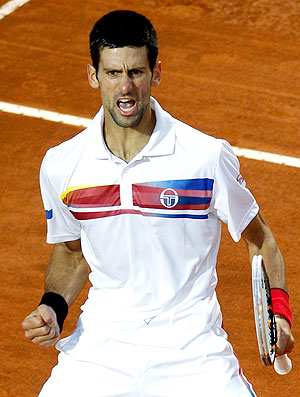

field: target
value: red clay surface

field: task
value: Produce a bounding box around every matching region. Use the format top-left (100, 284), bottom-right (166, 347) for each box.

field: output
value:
top-left (0, 1), bottom-right (299, 396)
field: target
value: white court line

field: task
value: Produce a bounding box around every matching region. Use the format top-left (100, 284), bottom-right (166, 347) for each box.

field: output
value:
top-left (1, 100), bottom-right (300, 168)
top-left (0, 0), bottom-right (31, 20)
top-left (233, 147), bottom-right (300, 169)
top-left (0, 101), bottom-right (91, 127)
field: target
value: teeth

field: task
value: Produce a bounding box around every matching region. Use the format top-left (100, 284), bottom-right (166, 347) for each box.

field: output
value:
top-left (120, 105), bottom-right (134, 112)
top-left (118, 99), bottom-right (135, 112)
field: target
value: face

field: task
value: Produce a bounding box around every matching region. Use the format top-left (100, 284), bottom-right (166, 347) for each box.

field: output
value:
top-left (88, 46), bottom-right (161, 129)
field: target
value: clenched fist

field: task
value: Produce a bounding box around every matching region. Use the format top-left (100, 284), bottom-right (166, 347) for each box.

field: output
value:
top-left (22, 305), bottom-right (60, 347)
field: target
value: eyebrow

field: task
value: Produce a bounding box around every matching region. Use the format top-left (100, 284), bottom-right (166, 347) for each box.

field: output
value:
top-left (103, 66), bottom-right (147, 72)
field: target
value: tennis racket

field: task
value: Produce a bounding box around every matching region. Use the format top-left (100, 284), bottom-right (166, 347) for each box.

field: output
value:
top-left (251, 254), bottom-right (292, 375)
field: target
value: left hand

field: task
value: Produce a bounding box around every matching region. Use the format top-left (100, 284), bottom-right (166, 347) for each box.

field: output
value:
top-left (275, 314), bottom-right (294, 356)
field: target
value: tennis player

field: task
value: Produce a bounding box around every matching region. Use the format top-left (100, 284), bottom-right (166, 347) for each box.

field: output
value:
top-left (22, 10), bottom-right (294, 396)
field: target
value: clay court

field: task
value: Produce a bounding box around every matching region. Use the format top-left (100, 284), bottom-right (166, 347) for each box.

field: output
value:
top-left (0, 0), bottom-right (299, 395)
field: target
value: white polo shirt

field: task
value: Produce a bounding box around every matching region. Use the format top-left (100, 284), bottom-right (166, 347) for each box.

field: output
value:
top-left (40, 97), bottom-right (258, 350)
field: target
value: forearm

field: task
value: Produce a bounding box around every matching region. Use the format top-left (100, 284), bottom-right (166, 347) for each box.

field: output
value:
top-left (249, 234), bottom-right (286, 290)
top-left (44, 240), bottom-right (90, 306)
top-left (22, 240), bottom-right (89, 346)
top-left (242, 212), bottom-right (287, 290)
top-left (242, 212), bottom-right (294, 355)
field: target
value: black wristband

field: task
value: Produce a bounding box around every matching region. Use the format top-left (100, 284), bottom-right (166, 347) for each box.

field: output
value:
top-left (39, 292), bottom-right (68, 333)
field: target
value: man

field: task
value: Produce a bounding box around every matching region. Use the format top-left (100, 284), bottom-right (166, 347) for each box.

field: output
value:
top-left (22, 10), bottom-right (294, 397)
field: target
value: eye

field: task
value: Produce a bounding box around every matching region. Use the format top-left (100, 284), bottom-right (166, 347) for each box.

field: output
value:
top-left (130, 69), bottom-right (143, 77)
top-left (107, 70), bottom-right (120, 77)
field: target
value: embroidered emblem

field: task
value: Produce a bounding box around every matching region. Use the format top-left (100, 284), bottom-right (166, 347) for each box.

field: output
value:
top-left (45, 209), bottom-right (53, 220)
top-left (159, 188), bottom-right (179, 208)
top-left (236, 173), bottom-right (245, 186)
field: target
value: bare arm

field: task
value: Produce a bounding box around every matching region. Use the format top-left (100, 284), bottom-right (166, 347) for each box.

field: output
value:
top-left (242, 212), bottom-right (294, 356)
top-left (22, 239), bottom-right (90, 347)
top-left (44, 239), bottom-right (90, 306)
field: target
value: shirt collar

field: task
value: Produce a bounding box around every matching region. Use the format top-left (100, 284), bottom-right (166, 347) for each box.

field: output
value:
top-left (141, 97), bottom-right (176, 158)
top-left (87, 97), bottom-right (176, 161)
top-left (88, 107), bottom-right (111, 160)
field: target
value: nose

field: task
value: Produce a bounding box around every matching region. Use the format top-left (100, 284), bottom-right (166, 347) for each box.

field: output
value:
top-left (119, 72), bottom-right (132, 94)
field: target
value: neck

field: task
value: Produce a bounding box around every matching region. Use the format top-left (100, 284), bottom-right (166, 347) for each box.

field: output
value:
top-left (103, 107), bottom-right (156, 163)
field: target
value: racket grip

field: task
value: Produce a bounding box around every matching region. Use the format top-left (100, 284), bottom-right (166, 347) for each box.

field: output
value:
top-left (274, 354), bottom-right (292, 375)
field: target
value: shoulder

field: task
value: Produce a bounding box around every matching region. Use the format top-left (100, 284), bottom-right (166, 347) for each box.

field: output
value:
top-left (45, 128), bottom-right (89, 162)
top-left (41, 128), bottom-right (89, 183)
top-left (43, 108), bottom-right (103, 169)
top-left (174, 118), bottom-right (225, 157)
top-left (153, 97), bottom-right (218, 147)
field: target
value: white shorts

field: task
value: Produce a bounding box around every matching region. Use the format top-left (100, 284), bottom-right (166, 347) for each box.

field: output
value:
top-left (38, 327), bottom-right (256, 397)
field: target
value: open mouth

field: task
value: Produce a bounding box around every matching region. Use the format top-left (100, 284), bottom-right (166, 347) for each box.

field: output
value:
top-left (117, 98), bottom-right (137, 115)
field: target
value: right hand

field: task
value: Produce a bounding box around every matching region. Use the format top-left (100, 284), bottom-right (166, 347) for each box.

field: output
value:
top-left (22, 305), bottom-right (60, 347)
top-left (275, 315), bottom-right (294, 356)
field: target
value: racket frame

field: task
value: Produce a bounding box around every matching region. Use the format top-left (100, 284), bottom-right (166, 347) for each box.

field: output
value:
top-left (252, 255), bottom-right (277, 366)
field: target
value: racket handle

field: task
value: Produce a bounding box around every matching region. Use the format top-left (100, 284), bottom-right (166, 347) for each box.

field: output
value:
top-left (274, 354), bottom-right (292, 375)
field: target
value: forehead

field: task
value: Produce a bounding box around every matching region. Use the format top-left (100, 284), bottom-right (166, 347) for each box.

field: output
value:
top-left (99, 46), bottom-right (150, 69)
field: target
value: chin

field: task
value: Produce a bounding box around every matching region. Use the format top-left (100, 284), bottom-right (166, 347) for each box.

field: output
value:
top-left (114, 114), bottom-right (144, 129)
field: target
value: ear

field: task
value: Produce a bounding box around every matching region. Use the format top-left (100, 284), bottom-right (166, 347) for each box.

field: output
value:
top-left (151, 61), bottom-right (162, 87)
top-left (87, 64), bottom-right (100, 89)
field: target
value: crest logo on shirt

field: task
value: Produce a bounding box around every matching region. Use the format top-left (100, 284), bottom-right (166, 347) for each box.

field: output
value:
top-left (159, 188), bottom-right (179, 208)
top-left (236, 173), bottom-right (245, 186)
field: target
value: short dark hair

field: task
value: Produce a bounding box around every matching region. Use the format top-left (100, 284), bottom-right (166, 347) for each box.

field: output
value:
top-left (89, 10), bottom-right (159, 73)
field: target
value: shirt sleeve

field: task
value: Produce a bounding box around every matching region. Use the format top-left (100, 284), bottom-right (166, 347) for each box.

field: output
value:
top-left (40, 152), bottom-right (81, 244)
top-left (210, 140), bottom-right (259, 242)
